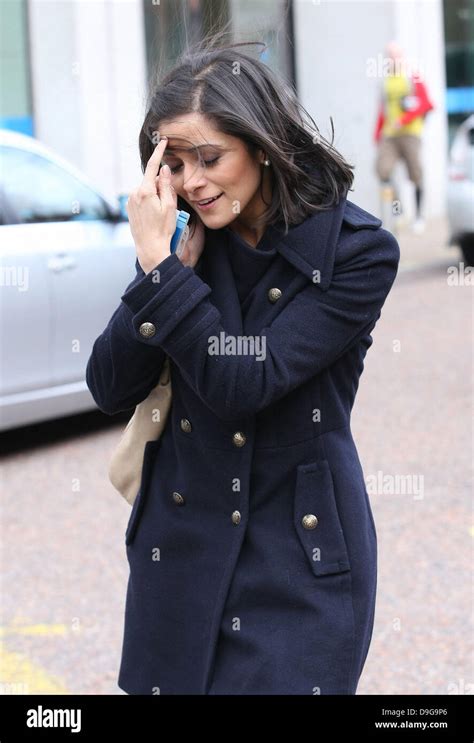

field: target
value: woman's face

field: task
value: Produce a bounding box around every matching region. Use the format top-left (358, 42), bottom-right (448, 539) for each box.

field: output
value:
top-left (157, 113), bottom-right (271, 231)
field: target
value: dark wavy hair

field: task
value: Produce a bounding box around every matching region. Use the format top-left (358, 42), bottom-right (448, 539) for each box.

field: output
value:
top-left (139, 31), bottom-right (354, 237)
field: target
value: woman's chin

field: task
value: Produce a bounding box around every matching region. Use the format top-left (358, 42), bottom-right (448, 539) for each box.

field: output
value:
top-left (197, 209), bottom-right (234, 230)
top-left (183, 197), bottom-right (238, 230)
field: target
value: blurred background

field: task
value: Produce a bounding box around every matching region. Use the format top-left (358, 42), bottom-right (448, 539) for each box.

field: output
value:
top-left (0, 0), bottom-right (472, 696)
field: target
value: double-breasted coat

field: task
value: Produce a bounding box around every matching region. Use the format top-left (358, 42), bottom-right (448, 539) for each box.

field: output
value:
top-left (86, 193), bottom-right (400, 695)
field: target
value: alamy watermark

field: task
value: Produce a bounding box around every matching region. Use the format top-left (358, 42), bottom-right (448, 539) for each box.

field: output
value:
top-left (446, 263), bottom-right (474, 286)
top-left (0, 265), bottom-right (29, 291)
top-left (208, 332), bottom-right (266, 361)
top-left (366, 53), bottom-right (426, 81)
top-left (26, 705), bottom-right (81, 733)
top-left (366, 470), bottom-right (424, 500)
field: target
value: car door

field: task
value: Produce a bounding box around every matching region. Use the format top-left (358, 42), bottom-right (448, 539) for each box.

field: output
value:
top-left (0, 144), bottom-right (135, 408)
top-left (49, 215), bottom-right (136, 387)
top-left (28, 158), bottom-right (135, 387)
top-left (0, 188), bottom-right (51, 400)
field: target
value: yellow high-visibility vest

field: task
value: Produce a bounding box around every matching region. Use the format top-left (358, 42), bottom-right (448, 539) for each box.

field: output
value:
top-left (382, 74), bottom-right (424, 138)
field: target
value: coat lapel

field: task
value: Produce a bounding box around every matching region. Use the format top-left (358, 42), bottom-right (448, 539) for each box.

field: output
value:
top-left (275, 192), bottom-right (348, 289)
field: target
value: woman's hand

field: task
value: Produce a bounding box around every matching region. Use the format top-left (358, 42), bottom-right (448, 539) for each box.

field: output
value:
top-left (126, 137), bottom-right (177, 274)
top-left (176, 215), bottom-right (205, 269)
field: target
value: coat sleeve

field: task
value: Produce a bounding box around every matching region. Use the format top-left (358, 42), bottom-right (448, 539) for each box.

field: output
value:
top-left (85, 258), bottom-right (168, 415)
top-left (96, 226), bottom-right (400, 422)
top-left (374, 101), bottom-right (385, 143)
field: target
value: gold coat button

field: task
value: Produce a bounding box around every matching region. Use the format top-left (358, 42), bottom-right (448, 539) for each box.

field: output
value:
top-left (139, 322), bottom-right (156, 338)
top-left (231, 510), bottom-right (241, 525)
top-left (268, 287), bottom-right (282, 303)
top-left (172, 491), bottom-right (185, 505)
top-left (180, 418), bottom-right (192, 433)
top-left (232, 431), bottom-right (246, 447)
top-left (302, 514), bottom-right (318, 530)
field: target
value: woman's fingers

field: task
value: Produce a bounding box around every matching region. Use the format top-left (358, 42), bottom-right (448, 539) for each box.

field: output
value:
top-left (142, 137), bottom-right (168, 192)
top-left (156, 164), bottom-right (177, 207)
top-left (126, 134), bottom-right (177, 255)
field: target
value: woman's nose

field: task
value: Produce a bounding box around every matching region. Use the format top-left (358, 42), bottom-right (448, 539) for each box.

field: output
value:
top-left (182, 161), bottom-right (208, 194)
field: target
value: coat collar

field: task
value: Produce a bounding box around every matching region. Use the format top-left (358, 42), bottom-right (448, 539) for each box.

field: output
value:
top-left (199, 197), bottom-right (346, 291)
top-left (200, 193), bottom-right (381, 293)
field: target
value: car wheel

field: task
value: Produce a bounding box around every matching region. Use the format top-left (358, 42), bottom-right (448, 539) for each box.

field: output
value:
top-left (459, 235), bottom-right (474, 267)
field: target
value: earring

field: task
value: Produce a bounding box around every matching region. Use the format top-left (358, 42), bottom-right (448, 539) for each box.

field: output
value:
top-left (263, 158), bottom-right (271, 166)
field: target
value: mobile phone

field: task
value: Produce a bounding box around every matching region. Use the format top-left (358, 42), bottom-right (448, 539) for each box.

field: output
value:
top-left (170, 209), bottom-right (190, 254)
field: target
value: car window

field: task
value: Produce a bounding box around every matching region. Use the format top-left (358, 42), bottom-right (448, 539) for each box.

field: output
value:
top-left (0, 145), bottom-right (111, 224)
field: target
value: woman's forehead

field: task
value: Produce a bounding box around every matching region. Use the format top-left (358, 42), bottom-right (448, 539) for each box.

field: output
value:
top-left (164, 140), bottom-right (224, 151)
top-left (157, 118), bottom-right (234, 150)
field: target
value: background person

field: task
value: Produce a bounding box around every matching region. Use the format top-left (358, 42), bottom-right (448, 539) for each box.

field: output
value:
top-left (374, 40), bottom-right (434, 234)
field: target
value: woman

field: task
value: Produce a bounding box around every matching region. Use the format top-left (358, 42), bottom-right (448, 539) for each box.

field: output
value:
top-left (86, 41), bottom-right (400, 695)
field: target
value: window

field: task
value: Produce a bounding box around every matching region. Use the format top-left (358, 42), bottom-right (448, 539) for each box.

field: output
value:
top-left (443, 0), bottom-right (474, 144)
top-left (0, 0), bottom-right (33, 136)
top-left (142, 0), bottom-right (295, 87)
top-left (0, 147), bottom-right (111, 225)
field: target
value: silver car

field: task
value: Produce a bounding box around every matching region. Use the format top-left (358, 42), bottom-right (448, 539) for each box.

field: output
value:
top-left (0, 130), bottom-right (136, 431)
top-left (447, 114), bottom-right (474, 266)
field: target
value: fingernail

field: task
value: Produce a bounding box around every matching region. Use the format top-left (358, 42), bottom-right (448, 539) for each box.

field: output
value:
top-left (161, 163), bottom-right (170, 175)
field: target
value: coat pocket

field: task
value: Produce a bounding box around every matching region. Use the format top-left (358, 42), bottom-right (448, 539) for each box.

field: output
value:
top-left (293, 460), bottom-right (351, 577)
top-left (125, 439), bottom-right (161, 546)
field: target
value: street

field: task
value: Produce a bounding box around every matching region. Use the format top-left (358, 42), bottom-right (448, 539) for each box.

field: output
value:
top-left (1, 223), bottom-right (472, 695)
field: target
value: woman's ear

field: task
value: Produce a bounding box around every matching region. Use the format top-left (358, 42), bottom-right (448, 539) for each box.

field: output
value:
top-left (245, 142), bottom-right (268, 167)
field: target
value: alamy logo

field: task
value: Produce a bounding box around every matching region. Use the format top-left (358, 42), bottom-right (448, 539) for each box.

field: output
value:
top-left (208, 332), bottom-right (266, 360)
top-left (26, 705), bottom-right (81, 733)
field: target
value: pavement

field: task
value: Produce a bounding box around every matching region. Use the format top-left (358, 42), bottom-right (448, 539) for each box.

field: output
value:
top-left (392, 214), bottom-right (458, 274)
top-left (353, 217), bottom-right (473, 694)
top-left (0, 217), bottom-right (472, 696)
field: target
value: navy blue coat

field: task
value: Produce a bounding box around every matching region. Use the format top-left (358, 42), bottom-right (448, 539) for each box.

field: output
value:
top-left (86, 193), bottom-right (400, 695)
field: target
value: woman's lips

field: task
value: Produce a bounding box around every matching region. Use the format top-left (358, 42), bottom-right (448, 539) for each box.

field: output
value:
top-left (194, 193), bottom-right (223, 210)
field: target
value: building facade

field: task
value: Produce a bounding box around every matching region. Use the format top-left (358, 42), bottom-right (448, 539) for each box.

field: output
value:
top-left (1, 0), bottom-right (468, 219)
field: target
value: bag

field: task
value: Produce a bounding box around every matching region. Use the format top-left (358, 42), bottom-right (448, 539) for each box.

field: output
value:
top-left (108, 355), bottom-right (172, 506)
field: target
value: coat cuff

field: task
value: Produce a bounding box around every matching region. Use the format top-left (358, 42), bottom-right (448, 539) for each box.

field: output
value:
top-left (120, 252), bottom-right (217, 353)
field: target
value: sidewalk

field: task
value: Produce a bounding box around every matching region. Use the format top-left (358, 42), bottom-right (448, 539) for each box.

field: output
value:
top-left (389, 215), bottom-right (459, 274)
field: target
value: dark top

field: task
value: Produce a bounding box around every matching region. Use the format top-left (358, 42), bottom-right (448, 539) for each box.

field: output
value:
top-left (223, 223), bottom-right (284, 305)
